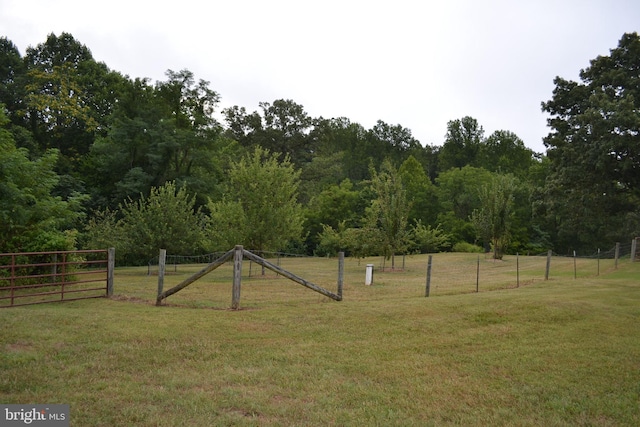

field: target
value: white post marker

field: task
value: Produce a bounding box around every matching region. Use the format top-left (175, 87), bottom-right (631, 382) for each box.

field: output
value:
top-left (365, 264), bottom-right (374, 286)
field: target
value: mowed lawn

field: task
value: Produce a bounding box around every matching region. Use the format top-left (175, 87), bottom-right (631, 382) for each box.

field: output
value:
top-left (1, 253), bottom-right (639, 426)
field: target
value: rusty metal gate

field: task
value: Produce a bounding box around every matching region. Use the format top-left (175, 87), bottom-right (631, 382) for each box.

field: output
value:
top-left (0, 249), bottom-right (114, 308)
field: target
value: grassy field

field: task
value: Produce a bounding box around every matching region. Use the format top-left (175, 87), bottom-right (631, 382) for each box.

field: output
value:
top-left (1, 253), bottom-right (639, 426)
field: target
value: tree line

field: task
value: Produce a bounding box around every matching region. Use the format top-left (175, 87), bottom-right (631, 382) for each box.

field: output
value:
top-left (1, 32), bottom-right (638, 264)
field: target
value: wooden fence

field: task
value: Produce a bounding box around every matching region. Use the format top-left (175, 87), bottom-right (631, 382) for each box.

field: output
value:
top-left (156, 245), bottom-right (343, 308)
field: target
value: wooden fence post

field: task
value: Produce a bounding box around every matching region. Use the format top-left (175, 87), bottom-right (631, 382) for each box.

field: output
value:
top-left (337, 252), bottom-right (344, 300)
top-left (632, 238), bottom-right (637, 262)
top-left (476, 256), bottom-right (480, 293)
top-left (425, 255), bottom-right (432, 297)
top-left (516, 253), bottom-right (519, 288)
top-left (545, 250), bottom-right (552, 280)
top-left (231, 245), bottom-right (243, 310)
top-left (157, 249), bottom-right (166, 302)
top-left (615, 242), bottom-right (620, 269)
top-left (107, 247), bottom-right (115, 297)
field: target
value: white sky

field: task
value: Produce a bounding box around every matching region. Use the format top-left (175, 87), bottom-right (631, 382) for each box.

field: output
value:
top-left (2, 0), bottom-right (639, 153)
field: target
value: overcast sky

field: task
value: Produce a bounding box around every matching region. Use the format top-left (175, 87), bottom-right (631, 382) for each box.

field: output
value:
top-left (2, 0), bottom-right (639, 153)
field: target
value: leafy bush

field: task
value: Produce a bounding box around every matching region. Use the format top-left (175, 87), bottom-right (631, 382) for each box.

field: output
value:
top-left (316, 222), bottom-right (381, 259)
top-left (452, 241), bottom-right (483, 253)
top-left (84, 182), bottom-right (205, 265)
top-left (315, 224), bottom-right (343, 257)
top-left (410, 221), bottom-right (452, 253)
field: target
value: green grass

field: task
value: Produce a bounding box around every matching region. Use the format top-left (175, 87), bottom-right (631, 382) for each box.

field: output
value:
top-left (1, 254), bottom-right (639, 426)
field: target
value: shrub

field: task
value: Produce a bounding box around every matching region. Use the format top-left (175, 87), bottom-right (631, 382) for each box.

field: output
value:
top-left (410, 221), bottom-right (452, 253)
top-left (452, 241), bottom-right (483, 253)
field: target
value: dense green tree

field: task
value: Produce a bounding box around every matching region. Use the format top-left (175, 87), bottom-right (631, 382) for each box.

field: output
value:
top-left (416, 143), bottom-right (440, 183)
top-left (261, 99), bottom-right (314, 165)
top-left (304, 179), bottom-right (367, 253)
top-left (366, 160), bottom-right (412, 268)
top-left (310, 117), bottom-right (371, 181)
top-left (0, 38), bottom-right (37, 154)
top-left (6, 31), bottom-right (618, 259)
top-left (541, 32), bottom-right (640, 252)
top-left (410, 221), bottom-right (452, 253)
top-left (84, 70), bottom-right (230, 209)
top-left (368, 120), bottom-right (422, 166)
top-left (399, 155), bottom-right (438, 225)
top-left (222, 105), bottom-right (262, 144)
top-left (222, 99), bottom-right (314, 167)
top-left (438, 116), bottom-right (484, 171)
top-left (435, 166), bottom-right (494, 244)
top-left (298, 151), bottom-right (346, 203)
top-left (156, 69), bottom-right (220, 130)
top-left (206, 147), bottom-right (304, 252)
top-left (151, 69), bottom-right (226, 199)
top-left (0, 37), bottom-right (26, 122)
top-left (83, 77), bottom-right (160, 206)
top-left (0, 108), bottom-right (85, 252)
top-left (83, 181), bottom-right (205, 265)
top-left (21, 33), bottom-right (125, 162)
top-left (478, 130), bottom-right (537, 178)
top-left (471, 174), bottom-right (517, 259)
top-left (316, 222), bottom-right (379, 259)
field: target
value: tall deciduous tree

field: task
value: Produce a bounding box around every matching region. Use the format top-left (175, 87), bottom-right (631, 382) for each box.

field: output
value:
top-left (366, 160), bottom-right (412, 268)
top-left (477, 130), bottom-right (537, 178)
top-left (435, 166), bottom-right (494, 244)
top-left (368, 120), bottom-right (423, 166)
top-left (84, 70), bottom-right (230, 209)
top-left (22, 33), bottom-right (125, 162)
top-left (471, 174), bottom-right (517, 259)
top-left (438, 116), bottom-right (484, 171)
top-left (0, 37), bottom-right (26, 122)
top-left (206, 147), bottom-right (304, 252)
top-left (152, 69), bottom-right (225, 194)
top-left (541, 32), bottom-right (640, 252)
top-left (399, 155), bottom-right (438, 225)
top-left (310, 117), bottom-right (371, 182)
top-left (0, 108), bottom-right (85, 252)
top-left (304, 179), bottom-right (366, 252)
top-left (222, 99), bottom-right (314, 167)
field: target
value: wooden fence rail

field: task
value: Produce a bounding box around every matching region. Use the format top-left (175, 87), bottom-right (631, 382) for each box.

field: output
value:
top-left (156, 245), bottom-right (343, 308)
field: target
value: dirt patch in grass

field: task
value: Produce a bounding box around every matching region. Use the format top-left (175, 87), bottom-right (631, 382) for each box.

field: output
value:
top-left (5, 342), bottom-right (34, 353)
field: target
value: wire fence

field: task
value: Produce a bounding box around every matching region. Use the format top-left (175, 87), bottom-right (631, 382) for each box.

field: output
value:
top-left (424, 251), bottom-right (619, 296)
top-left (422, 242), bottom-right (635, 296)
top-left (141, 241), bottom-right (637, 306)
top-left (147, 251), bottom-right (310, 277)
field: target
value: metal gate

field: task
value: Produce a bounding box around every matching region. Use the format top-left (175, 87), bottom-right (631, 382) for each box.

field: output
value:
top-left (0, 249), bottom-right (114, 308)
